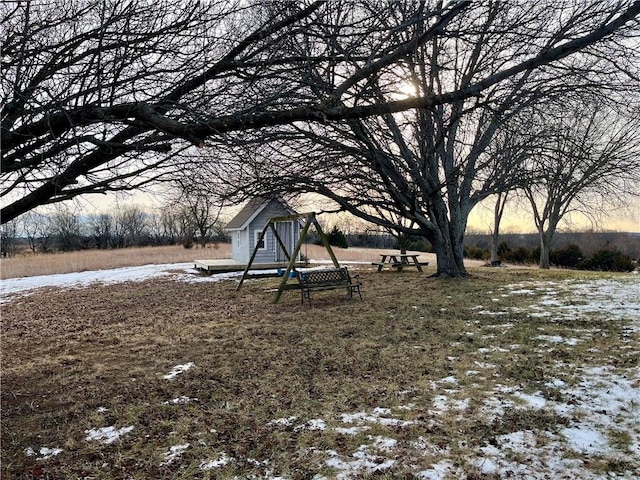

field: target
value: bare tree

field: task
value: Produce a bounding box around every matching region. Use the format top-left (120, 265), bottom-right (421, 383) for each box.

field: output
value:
top-left (20, 211), bottom-right (45, 253)
top-left (88, 213), bottom-right (114, 249)
top-left (520, 99), bottom-right (640, 269)
top-left (0, 218), bottom-right (19, 257)
top-left (112, 205), bottom-right (148, 248)
top-left (21, 211), bottom-right (55, 253)
top-left (171, 175), bottom-right (226, 248)
top-left (147, 211), bottom-right (168, 246)
top-left (160, 209), bottom-right (181, 246)
top-left (489, 192), bottom-right (509, 265)
top-left (3, 0), bottom-right (638, 227)
top-left (215, 1), bottom-right (640, 276)
top-left (484, 122), bottom-right (535, 265)
top-left (175, 208), bottom-right (197, 249)
top-left (50, 206), bottom-right (82, 251)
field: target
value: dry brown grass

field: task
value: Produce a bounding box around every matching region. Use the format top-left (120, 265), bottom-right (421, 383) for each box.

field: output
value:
top-left (2, 265), bottom-right (636, 479)
top-left (0, 244), bottom-right (231, 279)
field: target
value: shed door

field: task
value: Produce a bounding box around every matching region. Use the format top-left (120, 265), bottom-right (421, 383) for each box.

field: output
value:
top-left (275, 222), bottom-right (294, 262)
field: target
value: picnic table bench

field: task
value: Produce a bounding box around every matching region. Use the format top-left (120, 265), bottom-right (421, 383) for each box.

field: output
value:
top-left (372, 253), bottom-right (428, 272)
top-left (297, 267), bottom-right (362, 304)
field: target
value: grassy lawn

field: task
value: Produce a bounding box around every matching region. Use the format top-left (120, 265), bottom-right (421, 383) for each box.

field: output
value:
top-left (1, 266), bottom-right (638, 479)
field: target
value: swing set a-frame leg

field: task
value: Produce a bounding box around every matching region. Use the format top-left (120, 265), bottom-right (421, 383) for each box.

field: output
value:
top-left (235, 223), bottom-right (270, 291)
top-left (312, 217), bottom-right (340, 269)
top-left (273, 220), bottom-right (312, 304)
top-left (272, 215), bottom-right (342, 304)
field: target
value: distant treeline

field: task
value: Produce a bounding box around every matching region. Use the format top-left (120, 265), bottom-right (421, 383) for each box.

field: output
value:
top-left (463, 232), bottom-right (638, 271)
top-left (314, 229), bottom-right (638, 272)
top-left (465, 232), bottom-right (639, 259)
top-left (0, 207), bottom-right (230, 257)
top-left (332, 230), bottom-right (639, 260)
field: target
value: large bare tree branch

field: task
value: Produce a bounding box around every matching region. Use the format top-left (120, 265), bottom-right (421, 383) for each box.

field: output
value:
top-left (206, 1), bottom-right (639, 277)
top-left (2, 0), bottom-right (639, 224)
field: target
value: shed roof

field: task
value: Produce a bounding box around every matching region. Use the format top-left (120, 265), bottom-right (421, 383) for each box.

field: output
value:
top-left (226, 197), bottom-right (295, 231)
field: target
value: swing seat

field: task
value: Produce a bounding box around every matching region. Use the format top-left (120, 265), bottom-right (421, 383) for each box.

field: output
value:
top-left (297, 267), bottom-right (362, 304)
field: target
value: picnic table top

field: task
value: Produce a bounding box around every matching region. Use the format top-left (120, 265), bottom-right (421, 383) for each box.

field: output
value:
top-left (379, 253), bottom-right (421, 260)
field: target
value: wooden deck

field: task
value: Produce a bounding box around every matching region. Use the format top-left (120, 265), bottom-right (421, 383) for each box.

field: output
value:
top-left (194, 259), bottom-right (306, 274)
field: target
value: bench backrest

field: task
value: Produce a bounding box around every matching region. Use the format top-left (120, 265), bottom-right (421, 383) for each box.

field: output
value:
top-left (299, 267), bottom-right (350, 286)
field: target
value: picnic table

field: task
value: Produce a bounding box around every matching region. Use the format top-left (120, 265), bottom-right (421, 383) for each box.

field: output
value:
top-left (372, 253), bottom-right (427, 272)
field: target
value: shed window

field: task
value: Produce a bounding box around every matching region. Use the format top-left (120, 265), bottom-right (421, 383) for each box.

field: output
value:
top-left (254, 230), bottom-right (266, 250)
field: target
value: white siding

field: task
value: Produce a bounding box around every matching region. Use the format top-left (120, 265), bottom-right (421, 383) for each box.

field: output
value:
top-left (232, 229), bottom-right (251, 263)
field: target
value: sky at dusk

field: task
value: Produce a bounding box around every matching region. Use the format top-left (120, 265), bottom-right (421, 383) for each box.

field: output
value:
top-left (77, 190), bottom-right (639, 235)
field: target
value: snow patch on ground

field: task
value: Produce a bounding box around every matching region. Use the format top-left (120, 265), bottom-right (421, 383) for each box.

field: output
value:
top-left (513, 391), bottom-right (547, 409)
top-left (160, 444), bottom-right (190, 466)
top-left (536, 334), bottom-right (579, 345)
top-left (162, 396), bottom-right (198, 405)
top-left (200, 452), bottom-right (232, 470)
top-left (561, 426), bottom-right (613, 455)
top-left (334, 425), bottom-right (371, 435)
top-left (416, 460), bottom-right (462, 479)
top-left (505, 277), bottom-right (640, 322)
top-left (268, 416), bottom-right (298, 427)
top-left (0, 263), bottom-right (198, 302)
top-left (163, 362), bottom-right (195, 380)
top-left (25, 447), bottom-right (63, 460)
top-left (340, 408), bottom-right (414, 428)
top-left (294, 419), bottom-right (327, 431)
top-left (85, 426), bottom-right (134, 444)
top-left (324, 437), bottom-right (397, 479)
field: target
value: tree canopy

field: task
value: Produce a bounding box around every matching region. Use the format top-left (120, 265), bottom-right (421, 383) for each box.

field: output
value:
top-left (206, 1), bottom-right (640, 276)
top-left (3, 0), bottom-right (639, 234)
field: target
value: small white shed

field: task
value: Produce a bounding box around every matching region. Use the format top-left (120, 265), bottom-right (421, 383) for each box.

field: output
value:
top-left (226, 197), bottom-right (301, 264)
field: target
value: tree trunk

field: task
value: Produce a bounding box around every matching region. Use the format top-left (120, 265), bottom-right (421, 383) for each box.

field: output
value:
top-left (490, 238), bottom-right (499, 264)
top-left (538, 229), bottom-right (551, 269)
top-left (431, 234), bottom-right (466, 277)
top-left (490, 192), bottom-right (508, 265)
top-left (426, 201), bottom-right (468, 278)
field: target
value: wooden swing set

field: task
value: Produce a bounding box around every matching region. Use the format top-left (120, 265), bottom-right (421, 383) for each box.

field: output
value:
top-left (235, 212), bottom-right (343, 303)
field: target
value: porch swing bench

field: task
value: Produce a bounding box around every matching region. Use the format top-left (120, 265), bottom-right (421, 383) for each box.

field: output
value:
top-left (297, 267), bottom-right (362, 305)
